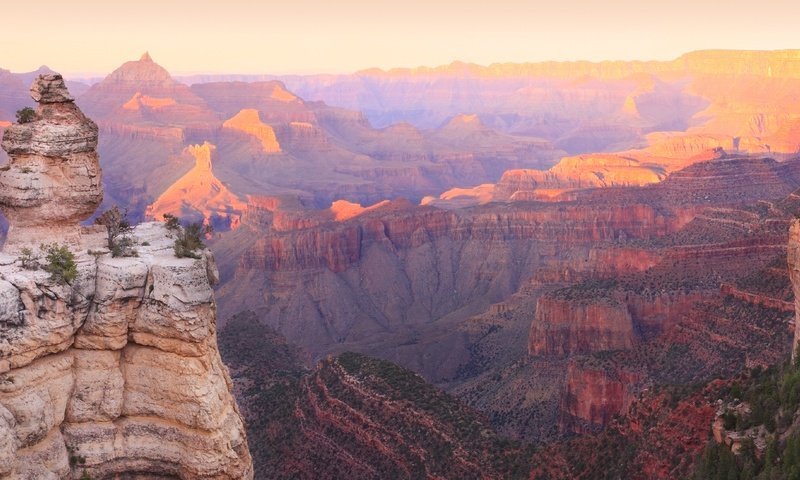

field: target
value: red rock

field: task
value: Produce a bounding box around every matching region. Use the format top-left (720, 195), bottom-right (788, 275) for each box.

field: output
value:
top-left (529, 296), bottom-right (637, 357)
top-left (559, 361), bottom-right (642, 433)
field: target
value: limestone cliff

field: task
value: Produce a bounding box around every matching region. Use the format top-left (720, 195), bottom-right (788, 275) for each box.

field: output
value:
top-left (0, 75), bottom-right (252, 478)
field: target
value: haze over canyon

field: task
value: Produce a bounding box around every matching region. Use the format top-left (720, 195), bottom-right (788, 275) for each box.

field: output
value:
top-left (2, 48), bottom-right (800, 479)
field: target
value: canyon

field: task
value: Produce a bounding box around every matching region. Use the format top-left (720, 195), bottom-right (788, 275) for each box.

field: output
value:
top-left (3, 50), bottom-right (800, 478)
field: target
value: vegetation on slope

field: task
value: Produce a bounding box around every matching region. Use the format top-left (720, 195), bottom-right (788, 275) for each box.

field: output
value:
top-left (220, 312), bottom-right (534, 479)
top-left (692, 360), bottom-right (800, 480)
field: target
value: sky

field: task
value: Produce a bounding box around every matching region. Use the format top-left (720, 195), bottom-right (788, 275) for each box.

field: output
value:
top-left (1, 0), bottom-right (799, 76)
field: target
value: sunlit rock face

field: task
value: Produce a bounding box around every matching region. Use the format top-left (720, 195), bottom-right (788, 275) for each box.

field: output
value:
top-left (145, 141), bottom-right (247, 230)
top-left (0, 74), bottom-right (253, 479)
top-left (0, 74), bottom-right (102, 251)
top-left (223, 108), bottom-right (282, 153)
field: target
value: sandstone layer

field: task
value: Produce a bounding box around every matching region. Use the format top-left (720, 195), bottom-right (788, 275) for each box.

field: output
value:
top-left (0, 74), bottom-right (102, 251)
top-left (0, 224), bottom-right (253, 479)
top-left (145, 141), bottom-right (247, 230)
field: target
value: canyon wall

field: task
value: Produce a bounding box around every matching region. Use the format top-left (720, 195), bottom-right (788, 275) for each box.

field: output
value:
top-left (788, 220), bottom-right (800, 358)
top-left (215, 198), bottom-right (679, 382)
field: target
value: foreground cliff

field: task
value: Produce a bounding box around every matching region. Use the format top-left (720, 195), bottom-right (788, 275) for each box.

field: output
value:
top-left (0, 75), bottom-right (252, 479)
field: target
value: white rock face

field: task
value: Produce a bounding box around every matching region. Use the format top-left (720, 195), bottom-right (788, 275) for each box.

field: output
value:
top-left (0, 74), bottom-right (102, 252)
top-left (0, 224), bottom-right (254, 479)
top-left (0, 74), bottom-right (252, 479)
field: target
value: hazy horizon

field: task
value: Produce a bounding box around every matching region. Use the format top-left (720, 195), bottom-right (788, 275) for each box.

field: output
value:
top-left (2, 0), bottom-right (799, 76)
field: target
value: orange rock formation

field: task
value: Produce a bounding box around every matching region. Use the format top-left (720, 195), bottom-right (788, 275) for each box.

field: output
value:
top-left (146, 142), bottom-right (246, 229)
top-left (222, 109), bottom-right (281, 153)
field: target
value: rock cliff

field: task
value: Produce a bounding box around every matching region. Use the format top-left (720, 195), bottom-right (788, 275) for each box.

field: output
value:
top-left (788, 220), bottom-right (800, 358)
top-left (0, 75), bottom-right (252, 479)
top-left (529, 296), bottom-right (637, 357)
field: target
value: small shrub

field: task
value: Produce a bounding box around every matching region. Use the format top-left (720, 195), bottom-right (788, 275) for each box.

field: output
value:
top-left (174, 222), bottom-right (212, 259)
top-left (95, 206), bottom-right (137, 257)
top-left (163, 213), bottom-right (180, 231)
top-left (18, 247), bottom-right (38, 270)
top-left (110, 236), bottom-right (137, 258)
top-left (721, 410), bottom-right (737, 430)
top-left (15, 107), bottom-right (35, 124)
top-left (41, 243), bottom-right (77, 284)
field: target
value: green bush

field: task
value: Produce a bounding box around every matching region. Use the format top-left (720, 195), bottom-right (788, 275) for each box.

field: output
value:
top-left (18, 247), bottom-right (38, 270)
top-left (163, 213), bottom-right (180, 231)
top-left (41, 243), bottom-right (77, 284)
top-left (174, 221), bottom-right (212, 259)
top-left (15, 107), bottom-right (35, 124)
top-left (94, 206), bottom-right (136, 257)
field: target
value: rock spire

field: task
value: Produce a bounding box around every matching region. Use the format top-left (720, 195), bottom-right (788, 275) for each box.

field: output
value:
top-left (0, 73), bottom-right (102, 251)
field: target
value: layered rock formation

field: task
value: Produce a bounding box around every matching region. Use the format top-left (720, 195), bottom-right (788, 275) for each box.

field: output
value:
top-left (529, 296), bottom-right (637, 357)
top-left (79, 52), bottom-right (216, 124)
top-left (0, 75), bottom-right (252, 479)
top-left (216, 198), bottom-right (679, 368)
top-left (210, 155), bottom-right (800, 397)
top-left (222, 109), bottom-right (282, 153)
top-left (558, 362), bottom-right (641, 434)
top-left (0, 74), bottom-right (102, 251)
top-left (145, 141), bottom-right (247, 230)
top-left (788, 220), bottom-right (800, 358)
top-left (65, 53), bottom-right (569, 220)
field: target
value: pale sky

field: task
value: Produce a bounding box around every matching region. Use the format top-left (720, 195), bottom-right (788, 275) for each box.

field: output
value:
top-left (1, 0), bottom-right (798, 75)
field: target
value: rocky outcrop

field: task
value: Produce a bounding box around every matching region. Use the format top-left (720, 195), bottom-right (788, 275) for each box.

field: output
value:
top-left (0, 225), bottom-right (253, 479)
top-left (529, 296), bottom-right (637, 357)
top-left (222, 109), bottom-right (282, 153)
top-left (0, 74), bottom-right (102, 251)
top-left (559, 362), bottom-right (641, 433)
top-left (0, 75), bottom-right (252, 479)
top-left (145, 141), bottom-right (247, 230)
top-left (191, 80), bottom-right (312, 122)
top-left (788, 220), bottom-right (800, 358)
top-left (491, 155), bottom-right (664, 202)
top-left (79, 52), bottom-right (215, 125)
top-left (644, 132), bottom-right (736, 158)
